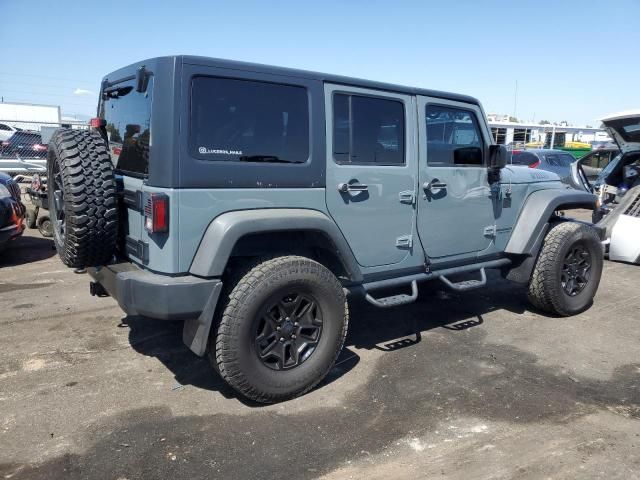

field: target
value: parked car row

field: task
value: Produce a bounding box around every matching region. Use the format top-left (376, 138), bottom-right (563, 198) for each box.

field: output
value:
top-left (0, 130), bottom-right (48, 159)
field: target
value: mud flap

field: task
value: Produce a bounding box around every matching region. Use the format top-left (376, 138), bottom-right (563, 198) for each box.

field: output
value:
top-left (182, 282), bottom-right (223, 356)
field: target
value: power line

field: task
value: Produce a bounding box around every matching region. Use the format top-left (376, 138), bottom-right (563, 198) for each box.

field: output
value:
top-left (0, 72), bottom-right (95, 85)
top-left (1, 96), bottom-right (97, 109)
top-left (0, 79), bottom-right (98, 89)
top-left (0, 89), bottom-right (96, 100)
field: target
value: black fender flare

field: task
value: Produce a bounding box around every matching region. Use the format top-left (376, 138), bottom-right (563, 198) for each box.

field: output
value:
top-left (505, 189), bottom-right (597, 255)
top-left (188, 208), bottom-right (363, 282)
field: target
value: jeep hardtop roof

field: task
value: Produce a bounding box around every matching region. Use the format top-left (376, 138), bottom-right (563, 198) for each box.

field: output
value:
top-left (102, 55), bottom-right (481, 106)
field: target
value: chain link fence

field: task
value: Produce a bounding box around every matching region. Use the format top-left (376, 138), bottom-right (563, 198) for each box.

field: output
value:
top-left (0, 120), bottom-right (89, 174)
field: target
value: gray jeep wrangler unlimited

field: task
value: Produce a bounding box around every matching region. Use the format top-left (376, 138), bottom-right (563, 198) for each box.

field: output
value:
top-left (47, 56), bottom-right (603, 403)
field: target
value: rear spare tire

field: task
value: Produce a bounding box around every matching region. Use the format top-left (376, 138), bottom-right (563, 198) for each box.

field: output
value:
top-left (47, 129), bottom-right (117, 268)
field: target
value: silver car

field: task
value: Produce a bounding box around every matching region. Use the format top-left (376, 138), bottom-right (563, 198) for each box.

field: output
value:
top-left (509, 149), bottom-right (576, 185)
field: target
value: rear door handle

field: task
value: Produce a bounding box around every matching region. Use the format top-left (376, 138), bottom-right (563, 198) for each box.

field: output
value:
top-left (338, 182), bottom-right (368, 193)
top-left (423, 180), bottom-right (447, 191)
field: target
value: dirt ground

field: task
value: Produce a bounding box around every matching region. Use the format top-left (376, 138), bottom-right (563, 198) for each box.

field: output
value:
top-left (1, 226), bottom-right (639, 480)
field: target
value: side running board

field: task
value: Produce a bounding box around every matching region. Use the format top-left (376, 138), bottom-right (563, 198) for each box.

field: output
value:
top-left (439, 268), bottom-right (486, 292)
top-left (365, 280), bottom-right (418, 308)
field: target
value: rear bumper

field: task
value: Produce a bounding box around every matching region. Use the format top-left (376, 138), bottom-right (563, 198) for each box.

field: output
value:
top-left (87, 262), bottom-right (222, 321)
top-left (0, 223), bottom-right (24, 247)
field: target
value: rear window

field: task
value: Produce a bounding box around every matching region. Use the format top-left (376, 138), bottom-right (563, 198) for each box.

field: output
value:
top-left (190, 77), bottom-right (309, 164)
top-left (8, 132), bottom-right (41, 145)
top-left (99, 77), bottom-right (153, 176)
top-left (546, 153), bottom-right (574, 167)
top-left (510, 151), bottom-right (539, 166)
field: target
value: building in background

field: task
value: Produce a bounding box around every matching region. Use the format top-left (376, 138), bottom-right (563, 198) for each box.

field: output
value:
top-left (0, 102), bottom-right (61, 131)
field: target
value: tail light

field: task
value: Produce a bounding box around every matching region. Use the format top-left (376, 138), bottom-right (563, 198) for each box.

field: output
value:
top-left (32, 143), bottom-right (47, 152)
top-left (144, 194), bottom-right (169, 233)
top-left (90, 117), bottom-right (106, 128)
top-left (529, 160), bottom-right (540, 168)
top-left (1, 141), bottom-right (9, 147)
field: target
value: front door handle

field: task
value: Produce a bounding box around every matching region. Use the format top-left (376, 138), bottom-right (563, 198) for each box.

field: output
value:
top-left (423, 179), bottom-right (447, 191)
top-left (338, 182), bottom-right (368, 193)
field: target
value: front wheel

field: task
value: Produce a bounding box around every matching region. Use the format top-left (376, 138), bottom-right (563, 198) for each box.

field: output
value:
top-left (528, 222), bottom-right (603, 316)
top-left (211, 256), bottom-right (348, 403)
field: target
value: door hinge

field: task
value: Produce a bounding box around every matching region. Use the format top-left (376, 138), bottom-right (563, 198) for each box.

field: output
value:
top-left (398, 190), bottom-right (416, 205)
top-left (483, 225), bottom-right (497, 238)
top-left (396, 235), bottom-right (413, 249)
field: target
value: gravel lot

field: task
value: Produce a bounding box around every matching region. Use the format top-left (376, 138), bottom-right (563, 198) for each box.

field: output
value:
top-left (1, 226), bottom-right (639, 480)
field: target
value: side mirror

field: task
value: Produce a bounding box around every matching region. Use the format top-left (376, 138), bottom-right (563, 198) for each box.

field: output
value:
top-left (488, 145), bottom-right (508, 169)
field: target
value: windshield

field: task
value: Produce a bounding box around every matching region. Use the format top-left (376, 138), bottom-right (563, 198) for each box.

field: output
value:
top-left (98, 77), bottom-right (153, 176)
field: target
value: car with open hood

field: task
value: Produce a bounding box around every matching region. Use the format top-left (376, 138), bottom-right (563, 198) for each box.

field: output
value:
top-left (570, 110), bottom-right (640, 263)
top-left (571, 110), bottom-right (640, 220)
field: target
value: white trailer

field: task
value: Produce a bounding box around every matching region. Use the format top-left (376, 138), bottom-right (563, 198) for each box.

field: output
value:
top-left (0, 102), bottom-right (61, 131)
top-left (0, 103), bottom-right (87, 174)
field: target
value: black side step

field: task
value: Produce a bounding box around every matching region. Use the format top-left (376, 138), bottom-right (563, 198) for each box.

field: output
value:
top-left (439, 268), bottom-right (486, 292)
top-left (365, 280), bottom-right (418, 308)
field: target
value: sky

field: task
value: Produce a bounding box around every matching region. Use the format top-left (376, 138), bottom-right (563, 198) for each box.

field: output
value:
top-left (1, 0), bottom-right (638, 125)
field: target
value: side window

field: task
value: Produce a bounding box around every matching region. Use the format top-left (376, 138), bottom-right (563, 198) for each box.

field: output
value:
top-left (426, 105), bottom-right (484, 166)
top-left (190, 77), bottom-right (309, 163)
top-left (332, 93), bottom-right (405, 165)
top-left (558, 154), bottom-right (575, 167)
top-left (581, 152), bottom-right (596, 168)
top-left (601, 151), bottom-right (615, 168)
top-left (545, 154), bottom-right (560, 166)
top-left (0, 124), bottom-right (10, 131)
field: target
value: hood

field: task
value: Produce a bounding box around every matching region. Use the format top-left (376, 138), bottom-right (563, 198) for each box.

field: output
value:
top-left (600, 110), bottom-right (640, 154)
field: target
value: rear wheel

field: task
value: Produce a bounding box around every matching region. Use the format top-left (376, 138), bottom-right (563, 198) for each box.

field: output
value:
top-left (36, 215), bottom-right (53, 238)
top-left (528, 222), bottom-right (603, 316)
top-left (47, 129), bottom-right (118, 267)
top-left (211, 256), bottom-right (348, 403)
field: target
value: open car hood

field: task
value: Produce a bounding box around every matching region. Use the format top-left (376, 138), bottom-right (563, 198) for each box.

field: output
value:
top-left (601, 110), bottom-right (640, 154)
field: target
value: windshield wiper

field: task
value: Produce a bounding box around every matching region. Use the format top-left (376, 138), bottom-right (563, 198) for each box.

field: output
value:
top-left (238, 155), bottom-right (300, 164)
top-left (102, 85), bottom-right (133, 100)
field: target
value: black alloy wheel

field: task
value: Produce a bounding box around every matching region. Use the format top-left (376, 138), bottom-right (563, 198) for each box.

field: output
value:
top-left (255, 292), bottom-right (323, 370)
top-left (561, 243), bottom-right (592, 297)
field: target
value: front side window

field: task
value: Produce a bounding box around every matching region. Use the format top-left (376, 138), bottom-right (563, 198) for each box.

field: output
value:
top-left (190, 77), bottom-right (309, 164)
top-left (426, 105), bottom-right (484, 166)
top-left (332, 93), bottom-right (405, 165)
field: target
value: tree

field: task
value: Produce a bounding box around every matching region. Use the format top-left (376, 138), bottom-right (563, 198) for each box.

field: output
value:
top-left (539, 120), bottom-right (550, 125)
top-left (508, 116), bottom-right (519, 123)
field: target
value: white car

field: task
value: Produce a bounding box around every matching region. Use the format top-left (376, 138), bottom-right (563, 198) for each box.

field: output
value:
top-left (0, 123), bottom-right (18, 143)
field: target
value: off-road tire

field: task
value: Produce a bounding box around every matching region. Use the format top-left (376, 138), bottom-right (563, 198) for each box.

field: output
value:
top-left (36, 215), bottom-right (53, 238)
top-left (47, 129), bottom-right (117, 268)
top-left (25, 208), bottom-right (37, 229)
top-left (527, 222), bottom-right (603, 316)
top-left (211, 255), bottom-right (349, 403)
